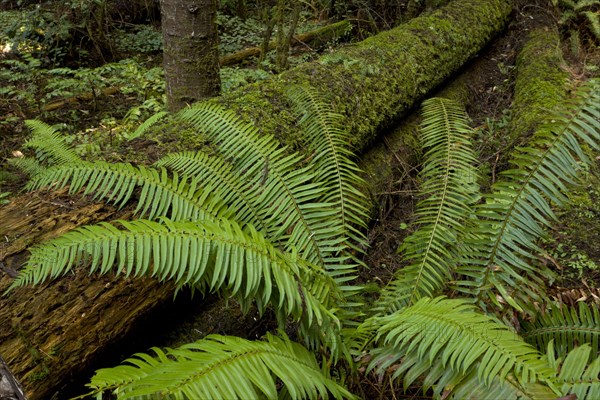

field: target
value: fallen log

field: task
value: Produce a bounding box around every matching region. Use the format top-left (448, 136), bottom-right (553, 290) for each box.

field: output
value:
top-left (219, 20), bottom-right (352, 67)
top-left (41, 87), bottom-right (121, 112)
top-left (509, 27), bottom-right (569, 145)
top-left (0, 0), bottom-right (512, 397)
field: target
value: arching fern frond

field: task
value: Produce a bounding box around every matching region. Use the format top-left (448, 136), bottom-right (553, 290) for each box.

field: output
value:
top-left (287, 86), bottom-right (369, 250)
top-left (155, 151), bottom-right (268, 233)
top-left (23, 119), bottom-right (81, 167)
top-left (127, 111), bottom-right (168, 140)
top-left (27, 161), bottom-right (230, 222)
top-left (8, 157), bottom-right (44, 178)
top-left (178, 103), bottom-right (349, 281)
top-left (87, 333), bottom-right (354, 400)
top-left (456, 80), bottom-right (600, 313)
top-left (373, 98), bottom-right (479, 314)
top-left (547, 342), bottom-right (600, 400)
top-left (11, 218), bottom-right (340, 328)
top-left (368, 297), bottom-right (559, 394)
top-left (521, 302), bottom-right (600, 357)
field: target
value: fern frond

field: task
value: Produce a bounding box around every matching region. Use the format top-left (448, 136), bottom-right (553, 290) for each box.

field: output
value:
top-left (87, 333), bottom-right (355, 400)
top-left (11, 218), bottom-right (340, 327)
top-left (582, 10), bottom-right (600, 41)
top-left (521, 302), bottom-right (600, 357)
top-left (547, 342), bottom-right (600, 400)
top-left (155, 151), bottom-right (268, 233)
top-left (28, 161), bottom-right (230, 221)
top-left (8, 157), bottom-right (44, 178)
top-left (457, 80), bottom-right (600, 313)
top-left (178, 103), bottom-right (351, 280)
top-left (368, 297), bottom-right (559, 393)
top-left (287, 86), bottom-right (369, 248)
top-left (23, 120), bottom-right (81, 166)
top-left (128, 111), bottom-right (168, 140)
top-left (374, 98), bottom-right (479, 313)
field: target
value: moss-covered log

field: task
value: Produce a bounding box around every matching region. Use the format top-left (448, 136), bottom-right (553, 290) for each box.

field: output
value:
top-left (151, 0), bottom-right (511, 153)
top-left (509, 27), bottom-right (569, 145)
top-left (0, 1), bottom-right (512, 397)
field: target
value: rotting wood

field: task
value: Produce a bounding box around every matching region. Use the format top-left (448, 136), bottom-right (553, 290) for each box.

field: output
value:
top-left (41, 87), bottom-right (121, 112)
top-left (0, 1), bottom-right (512, 397)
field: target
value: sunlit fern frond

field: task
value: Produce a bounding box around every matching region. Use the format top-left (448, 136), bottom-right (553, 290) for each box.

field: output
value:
top-left (127, 111), bottom-right (168, 140)
top-left (456, 79), bottom-right (600, 314)
top-left (547, 341), bottom-right (600, 399)
top-left (87, 333), bottom-right (355, 400)
top-left (23, 119), bottom-right (81, 166)
top-left (8, 157), bottom-right (44, 178)
top-left (582, 10), bottom-right (600, 41)
top-left (10, 218), bottom-right (340, 328)
top-left (372, 98), bottom-right (479, 314)
top-left (155, 151), bottom-right (268, 233)
top-left (521, 302), bottom-right (600, 357)
top-left (27, 161), bottom-right (230, 221)
top-left (368, 297), bottom-right (560, 396)
top-left (287, 86), bottom-right (369, 249)
top-left (178, 103), bottom-right (350, 280)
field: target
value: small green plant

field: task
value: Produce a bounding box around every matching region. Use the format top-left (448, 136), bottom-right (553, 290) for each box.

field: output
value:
top-left (552, 0), bottom-right (600, 45)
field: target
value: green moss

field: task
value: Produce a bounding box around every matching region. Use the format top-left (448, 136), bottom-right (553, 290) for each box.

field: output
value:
top-left (510, 28), bottom-right (569, 144)
top-left (144, 0), bottom-right (512, 157)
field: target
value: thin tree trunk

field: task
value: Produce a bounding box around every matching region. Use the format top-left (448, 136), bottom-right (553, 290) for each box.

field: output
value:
top-left (161, 0), bottom-right (221, 112)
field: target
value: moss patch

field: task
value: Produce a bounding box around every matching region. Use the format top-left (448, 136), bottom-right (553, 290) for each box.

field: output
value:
top-left (510, 28), bottom-right (569, 144)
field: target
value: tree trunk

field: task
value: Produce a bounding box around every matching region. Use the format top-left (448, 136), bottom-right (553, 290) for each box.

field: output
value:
top-left (161, 0), bottom-right (221, 112)
top-left (0, 1), bottom-right (512, 397)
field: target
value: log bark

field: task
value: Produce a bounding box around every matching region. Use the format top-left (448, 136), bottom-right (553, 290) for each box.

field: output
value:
top-left (0, 0), bottom-right (512, 398)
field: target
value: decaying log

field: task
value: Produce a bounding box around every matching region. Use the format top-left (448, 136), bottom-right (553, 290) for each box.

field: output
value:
top-left (41, 87), bottom-right (121, 112)
top-left (0, 0), bottom-right (512, 397)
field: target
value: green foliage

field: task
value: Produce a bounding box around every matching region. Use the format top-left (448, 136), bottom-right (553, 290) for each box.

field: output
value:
top-left (9, 120), bottom-right (81, 177)
top-left (217, 14), bottom-right (264, 54)
top-left (369, 297), bottom-right (560, 396)
top-left (553, 0), bottom-right (600, 45)
top-left (220, 67), bottom-right (272, 93)
top-left (521, 302), bottom-right (600, 357)
top-left (457, 81), bottom-right (600, 314)
top-left (111, 25), bottom-right (163, 55)
top-left (373, 98), bottom-right (479, 313)
top-left (547, 342), bottom-right (600, 399)
top-left (87, 333), bottom-right (354, 399)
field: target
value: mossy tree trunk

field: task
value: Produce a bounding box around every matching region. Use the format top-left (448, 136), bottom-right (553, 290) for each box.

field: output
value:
top-left (161, 0), bottom-right (221, 112)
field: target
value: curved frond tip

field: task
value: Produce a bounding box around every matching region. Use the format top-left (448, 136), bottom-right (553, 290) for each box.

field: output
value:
top-left (87, 333), bottom-right (355, 400)
top-left (369, 297), bottom-right (559, 394)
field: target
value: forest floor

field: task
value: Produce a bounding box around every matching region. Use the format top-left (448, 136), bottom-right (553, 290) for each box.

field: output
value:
top-left (0, 0), bottom-right (599, 397)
